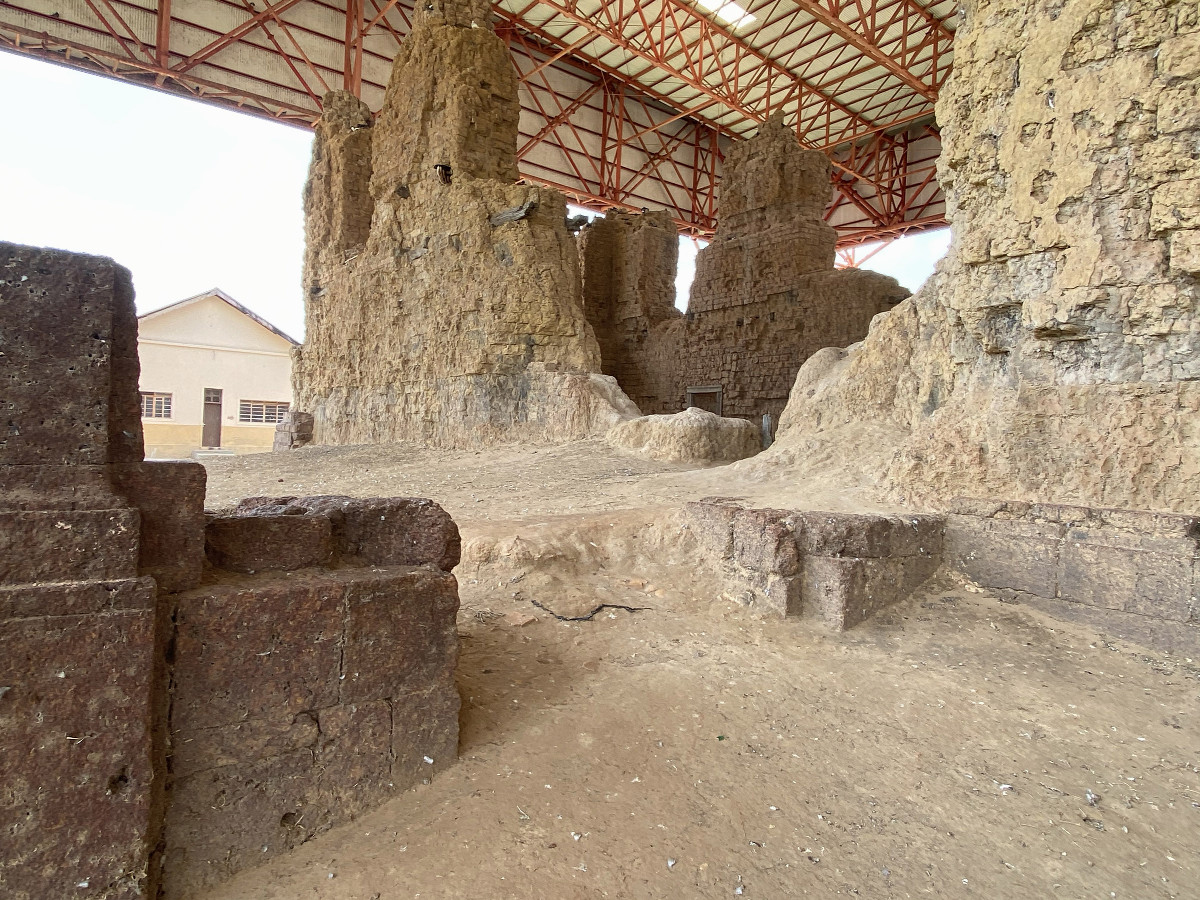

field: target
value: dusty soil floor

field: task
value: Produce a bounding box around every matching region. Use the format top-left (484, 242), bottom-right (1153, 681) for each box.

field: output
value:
top-left (196, 442), bottom-right (1200, 899)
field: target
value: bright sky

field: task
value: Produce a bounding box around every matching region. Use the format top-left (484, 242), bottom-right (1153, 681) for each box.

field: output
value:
top-left (0, 51), bottom-right (948, 340)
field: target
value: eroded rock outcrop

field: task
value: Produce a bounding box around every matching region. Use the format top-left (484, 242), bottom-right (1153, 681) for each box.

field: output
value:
top-left (294, 0), bottom-right (637, 447)
top-left (765, 0), bottom-right (1200, 513)
top-left (578, 119), bottom-right (909, 425)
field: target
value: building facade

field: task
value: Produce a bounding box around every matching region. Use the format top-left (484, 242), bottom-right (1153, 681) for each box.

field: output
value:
top-left (137, 289), bottom-right (298, 458)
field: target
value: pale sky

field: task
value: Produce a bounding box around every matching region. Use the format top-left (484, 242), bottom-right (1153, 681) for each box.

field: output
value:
top-left (0, 51), bottom-right (948, 340)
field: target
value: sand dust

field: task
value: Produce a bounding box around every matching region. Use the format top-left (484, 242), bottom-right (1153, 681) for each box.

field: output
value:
top-left (194, 442), bottom-right (1200, 899)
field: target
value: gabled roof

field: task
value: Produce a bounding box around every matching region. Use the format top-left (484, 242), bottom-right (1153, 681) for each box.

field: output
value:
top-left (138, 288), bottom-right (300, 347)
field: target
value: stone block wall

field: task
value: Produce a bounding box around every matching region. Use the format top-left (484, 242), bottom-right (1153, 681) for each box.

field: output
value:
top-left (946, 499), bottom-right (1200, 651)
top-left (687, 493), bottom-right (1199, 649)
top-left (1, 242), bottom-right (463, 899)
top-left (684, 499), bottom-right (943, 628)
top-left (1, 243), bottom-right (160, 900)
top-left (577, 123), bottom-right (908, 426)
top-left (160, 498), bottom-right (460, 897)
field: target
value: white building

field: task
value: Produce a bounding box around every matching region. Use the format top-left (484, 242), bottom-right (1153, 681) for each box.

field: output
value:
top-left (137, 289), bottom-right (298, 458)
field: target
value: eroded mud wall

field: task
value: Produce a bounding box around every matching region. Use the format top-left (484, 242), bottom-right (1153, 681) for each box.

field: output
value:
top-left (294, 0), bottom-right (637, 447)
top-left (578, 120), bottom-right (908, 424)
top-left (769, 0), bottom-right (1200, 513)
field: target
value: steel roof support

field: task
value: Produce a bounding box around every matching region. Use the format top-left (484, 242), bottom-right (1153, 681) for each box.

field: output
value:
top-left (0, 0), bottom-right (952, 245)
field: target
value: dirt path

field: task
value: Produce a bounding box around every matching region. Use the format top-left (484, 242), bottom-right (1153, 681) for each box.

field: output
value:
top-left (195, 445), bottom-right (1200, 900)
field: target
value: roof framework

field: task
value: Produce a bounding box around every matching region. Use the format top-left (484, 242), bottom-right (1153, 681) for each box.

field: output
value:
top-left (0, 0), bottom-right (955, 243)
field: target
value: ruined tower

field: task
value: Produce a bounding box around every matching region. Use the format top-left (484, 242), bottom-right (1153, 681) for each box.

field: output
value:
top-left (294, 0), bottom-right (637, 447)
top-left (577, 118), bottom-right (908, 425)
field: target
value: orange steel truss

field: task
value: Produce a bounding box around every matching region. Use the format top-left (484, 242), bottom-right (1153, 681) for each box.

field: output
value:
top-left (0, 0), bottom-right (955, 244)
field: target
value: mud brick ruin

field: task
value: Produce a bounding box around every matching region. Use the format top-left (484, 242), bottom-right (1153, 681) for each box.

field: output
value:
top-left (578, 119), bottom-right (909, 425)
top-left (293, 0), bottom-right (911, 445)
top-left (0, 242), bottom-right (462, 898)
top-left (774, 0), bottom-right (1200, 513)
top-left (293, 0), bottom-right (637, 448)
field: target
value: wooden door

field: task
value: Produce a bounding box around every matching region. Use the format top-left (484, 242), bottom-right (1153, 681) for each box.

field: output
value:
top-left (202, 388), bottom-right (223, 447)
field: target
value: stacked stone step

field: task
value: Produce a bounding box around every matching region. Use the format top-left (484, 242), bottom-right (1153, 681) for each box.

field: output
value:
top-left (1, 241), bottom-right (464, 900)
top-left (161, 494), bottom-right (460, 896)
top-left (272, 410), bottom-right (315, 451)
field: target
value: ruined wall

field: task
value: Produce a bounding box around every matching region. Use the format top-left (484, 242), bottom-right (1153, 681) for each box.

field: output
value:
top-left (577, 209), bottom-right (683, 404)
top-left (160, 497), bottom-right (461, 897)
top-left (688, 116), bottom-right (839, 313)
top-left (0, 244), bottom-right (160, 900)
top-left (578, 122), bottom-right (907, 425)
top-left (1, 242), bottom-right (464, 898)
top-left (294, 0), bottom-right (637, 447)
top-left (768, 0), bottom-right (1200, 513)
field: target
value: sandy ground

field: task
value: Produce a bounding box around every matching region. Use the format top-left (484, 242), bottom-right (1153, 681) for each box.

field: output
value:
top-left (195, 442), bottom-right (1200, 899)
top-left (200, 439), bottom-right (899, 526)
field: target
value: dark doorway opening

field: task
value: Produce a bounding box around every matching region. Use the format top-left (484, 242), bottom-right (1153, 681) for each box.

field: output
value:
top-left (202, 388), bottom-right (223, 448)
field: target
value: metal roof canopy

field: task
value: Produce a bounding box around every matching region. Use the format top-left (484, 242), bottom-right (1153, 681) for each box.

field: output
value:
top-left (0, 0), bottom-right (955, 244)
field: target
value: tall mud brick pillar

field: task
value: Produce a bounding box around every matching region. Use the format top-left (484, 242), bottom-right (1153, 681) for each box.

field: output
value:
top-left (0, 244), bottom-right (160, 899)
top-left (294, 0), bottom-right (638, 447)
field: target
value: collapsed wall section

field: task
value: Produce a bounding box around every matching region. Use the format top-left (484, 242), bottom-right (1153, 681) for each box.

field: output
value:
top-left (768, 0), bottom-right (1200, 513)
top-left (294, 1), bottom-right (637, 448)
top-left (578, 119), bottom-right (908, 425)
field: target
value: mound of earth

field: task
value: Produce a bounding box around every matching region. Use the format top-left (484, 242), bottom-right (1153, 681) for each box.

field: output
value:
top-left (606, 407), bottom-right (761, 464)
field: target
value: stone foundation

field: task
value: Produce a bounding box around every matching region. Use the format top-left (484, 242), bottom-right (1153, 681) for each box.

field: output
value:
top-left (0, 241), bottom-right (463, 899)
top-left (946, 499), bottom-right (1200, 651)
top-left (687, 494), bottom-right (1200, 649)
top-left (160, 500), bottom-right (460, 897)
top-left (685, 499), bottom-right (943, 628)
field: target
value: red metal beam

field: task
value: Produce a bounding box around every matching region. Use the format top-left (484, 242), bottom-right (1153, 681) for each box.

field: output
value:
top-left (0, 0), bottom-right (950, 245)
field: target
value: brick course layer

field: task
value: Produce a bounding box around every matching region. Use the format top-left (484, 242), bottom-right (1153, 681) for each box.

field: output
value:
top-left (578, 122), bottom-right (909, 426)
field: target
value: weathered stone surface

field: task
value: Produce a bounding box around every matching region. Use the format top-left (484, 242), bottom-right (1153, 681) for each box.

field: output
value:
top-left (0, 508), bottom-right (140, 584)
top-left (795, 511), bottom-right (943, 559)
top-left (802, 555), bottom-right (939, 631)
top-left (205, 514), bottom-right (334, 573)
top-left (0, 577), bottom-right (154, 620)
top-left (162, 566), bottom-right (460, 896)
top-left (0, 600), bottom-right (156, 900)
top-left (171, 713), bottom-right (321, 780)
top-left (113, 460), bottom-right (206, 592)
top-left (341, 567), bottom-right (459, 704)
top-left (577, 134), bottom-right (908, 425)
top-left (294, 4), bottom-right (637, 448)
top-left (0, 242), bottom-right (143, 470)
top-left (765, 0), bottom-right (1200, 514)
top-left (233, 494), bottom-right (461, 570)
top-left (945, 498), bottom-right (1200, 641)
top-left (170, 577), bottom-right (344, 732)
top-left (606, 407), bottom-right (762, 464)
top-left (683, 499), bottom-right (943, 627)
top-left (682, 497), bottom-right (741, 558)
top-left (391, 682), bottom-right (462, 785)
top-left (732, 507), bottom-right (801, 576)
